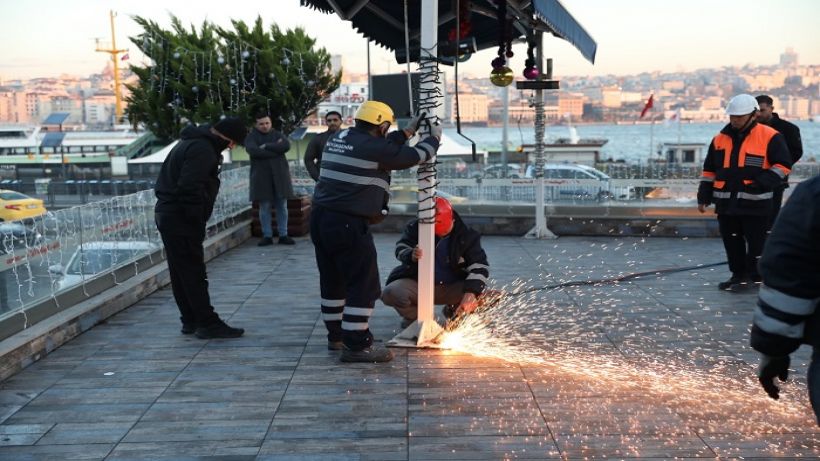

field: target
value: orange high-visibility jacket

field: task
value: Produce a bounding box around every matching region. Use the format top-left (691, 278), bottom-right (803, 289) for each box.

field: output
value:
top-left (697, 122), bottom-right (792, 216)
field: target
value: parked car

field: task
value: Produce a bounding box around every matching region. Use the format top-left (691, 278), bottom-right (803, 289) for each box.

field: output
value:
top-left (0, 190), bottom-right (47, 222)
top-left (0, 222), bottom-right (44, 255)
top-left (49, 241), bottom-right (159, 290)
top-left (472, 163), bottom-right (524, 179)
top-left (389, 186), bottom-right (468, 204)
top-left (526, 164), bottom-right (636, 201)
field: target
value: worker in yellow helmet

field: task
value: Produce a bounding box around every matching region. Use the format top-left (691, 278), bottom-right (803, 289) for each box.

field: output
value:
top-left (311, 100), bottom-right (442, 363)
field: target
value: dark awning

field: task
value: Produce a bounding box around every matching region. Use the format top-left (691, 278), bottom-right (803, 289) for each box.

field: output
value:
top-left (300, 0), bottom-right (596, 64)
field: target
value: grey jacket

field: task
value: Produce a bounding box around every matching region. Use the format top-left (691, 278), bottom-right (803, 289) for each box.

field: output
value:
top-left (245, 128), bottom-right (294, 201)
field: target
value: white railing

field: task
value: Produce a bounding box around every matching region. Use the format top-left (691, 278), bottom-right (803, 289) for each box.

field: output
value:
top-left (0, 166), bottom-right (251, 320)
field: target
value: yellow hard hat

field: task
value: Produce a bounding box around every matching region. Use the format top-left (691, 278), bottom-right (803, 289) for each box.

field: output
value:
top-left (354, 100), bottom-right (395, 125)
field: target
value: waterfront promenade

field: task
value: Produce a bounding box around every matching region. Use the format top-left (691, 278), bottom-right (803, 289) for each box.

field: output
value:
top-left (0, 234), bottom-right (818, 460)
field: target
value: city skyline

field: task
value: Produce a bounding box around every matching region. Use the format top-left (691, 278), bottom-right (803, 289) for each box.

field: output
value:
top-left (1, 0), bottom-right (818, 81)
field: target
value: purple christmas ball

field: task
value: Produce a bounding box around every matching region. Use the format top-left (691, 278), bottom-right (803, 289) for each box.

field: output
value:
top-left (491, 56), bottom-right (505, 69)
top-left (523, 67), bottom-right (540, 80)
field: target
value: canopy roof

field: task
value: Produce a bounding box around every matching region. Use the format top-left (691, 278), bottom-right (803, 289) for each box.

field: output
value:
top-left (300, 0), bottom-right (596, 64)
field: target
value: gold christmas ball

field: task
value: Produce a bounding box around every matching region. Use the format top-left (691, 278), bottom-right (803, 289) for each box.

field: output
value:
top-left (490, 66), bottom-right (514, 87)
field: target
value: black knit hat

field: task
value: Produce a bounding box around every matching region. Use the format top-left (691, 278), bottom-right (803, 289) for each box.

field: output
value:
top-left (213, 116), bottom-right (248, 146)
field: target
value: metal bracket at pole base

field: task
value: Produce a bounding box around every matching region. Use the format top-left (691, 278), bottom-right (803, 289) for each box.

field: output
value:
top-left (387, 319), bottom-right (446, 349)
top-left (524, 224), bottom-right (557, 239)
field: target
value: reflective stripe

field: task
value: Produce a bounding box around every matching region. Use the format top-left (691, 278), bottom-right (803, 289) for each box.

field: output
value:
top-left (713, 191), bottom-right (732, 198)
top-left (320, 169), bottom-right (390, 192)
top-left (345, 306), bottom-right (374, 317)
top-left (700, 176), bottom-right (715, 182)
top-left (701, 171), bottom-right (716, 178)
top-left (738, 191), bottom-right (773, 200)
top-left (759, 285), bottom-right (819, 316)
top-left (413, 147), bottom-right (428, 163)
top-left (342, 321), bottom-right (369, 331)
top-left (321, 298), bottom-right (345, 307)
top-left (417, 142), bottom-right (435, 159)
top-left (322, 153), bottom-right (379, 170)
top-left (753, 305), bottom-right (805, 339)
top-left (714, 180), bottom-right (726, 189)
top-left (397, 243), bottom-right (413, 252)
top-left (466, 263), bottom-right (489, 271)
top-left (770, 164), bottom-right (790, 178)
top-left (322, 313), bottom-right (343, 321)
top-left (466, 273), bottom-right (489, 283)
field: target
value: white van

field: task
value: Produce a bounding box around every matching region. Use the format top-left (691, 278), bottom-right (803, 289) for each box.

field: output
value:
top-left (49, 241), bottom-right (159, 291)
top-left (526, 163), bottom-right (636, 201)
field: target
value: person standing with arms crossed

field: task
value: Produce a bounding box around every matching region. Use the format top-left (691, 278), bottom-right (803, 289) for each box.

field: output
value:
top-left (245, 113), bottom-right (296, 246)
top-left (310, 101), bottom-right (440, 362)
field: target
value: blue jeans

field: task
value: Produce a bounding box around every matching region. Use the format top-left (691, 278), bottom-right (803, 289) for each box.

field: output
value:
top-left (259, 198), bottom-right (288, 238)
top-left (809, 346), bottom-right (820, 425)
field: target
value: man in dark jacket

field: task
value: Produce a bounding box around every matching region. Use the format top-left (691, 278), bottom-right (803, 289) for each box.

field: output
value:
top-left (245, 113), bottom-right (295, 246)
top-left (697, 94), bottom-right (792, 292)
top-left (750, 174), bottom-right (820, 425)
top-left (155, 117), bottom-right (247, 339)
top-left (311, 100), bottom-right (441, 363)
top-left (755, 95), bottom-right (804, 228)
top-left (304, 111), bottom-right (342, 181)
top-left (382, 197), bottom-right (490, 328)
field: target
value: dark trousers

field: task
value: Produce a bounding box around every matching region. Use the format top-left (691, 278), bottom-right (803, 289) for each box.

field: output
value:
top-left (717, 214), bottom-right (768, 279)
top-left (768, 186), bottom-right (785, 230)
top-left (159, 231), bottom-right (219, 326)
top-left (310, 206), bottom-right (381, 350)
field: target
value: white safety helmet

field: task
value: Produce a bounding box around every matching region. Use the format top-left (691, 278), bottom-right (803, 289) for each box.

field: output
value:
top-left (725, 94), bottom-right (759, 116)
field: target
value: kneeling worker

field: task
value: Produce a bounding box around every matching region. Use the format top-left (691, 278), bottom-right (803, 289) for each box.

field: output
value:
top-left (382, 197), bottom-right (490, 327)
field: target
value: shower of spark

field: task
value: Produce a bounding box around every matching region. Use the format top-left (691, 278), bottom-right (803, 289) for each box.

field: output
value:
top-left (437, 246), bottom-right (816, 437)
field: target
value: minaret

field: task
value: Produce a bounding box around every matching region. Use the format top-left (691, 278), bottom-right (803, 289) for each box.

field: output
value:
top-left (95, 10), bottom-right (127, 122)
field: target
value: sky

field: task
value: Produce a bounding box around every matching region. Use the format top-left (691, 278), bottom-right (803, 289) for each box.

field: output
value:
top-left (0, 0), bottom-right (818, 81)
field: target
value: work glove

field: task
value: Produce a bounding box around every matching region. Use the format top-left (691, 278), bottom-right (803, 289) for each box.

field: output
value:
top-left (404, 113), bottom-right (424, 135)
top-left (757, 354), bottom-right (790, 400)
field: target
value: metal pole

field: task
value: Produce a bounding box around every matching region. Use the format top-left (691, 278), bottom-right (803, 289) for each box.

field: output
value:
top-left (416, 0), bottom-right (437, 328)
top-left (527, 32), bottom-right (556, 239)
top-left (366, 39), bottom-right (372, 99)
top-left (501, 85), bottom-right (509, 168)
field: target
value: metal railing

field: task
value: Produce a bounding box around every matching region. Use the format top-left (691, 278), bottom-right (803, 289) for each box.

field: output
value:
top-left (0, 167), bottom-right (251, 327)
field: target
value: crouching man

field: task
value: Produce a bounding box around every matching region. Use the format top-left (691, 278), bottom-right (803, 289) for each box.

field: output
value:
top-left (381, 197), bottom-right (490, 327)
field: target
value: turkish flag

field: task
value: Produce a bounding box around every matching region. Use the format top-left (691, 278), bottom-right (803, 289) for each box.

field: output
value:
top-left (640, 94), bottom-right (654, 118)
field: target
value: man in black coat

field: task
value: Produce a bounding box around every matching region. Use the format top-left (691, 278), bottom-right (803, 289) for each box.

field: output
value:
top-left (245, 113), bottom-right (295, 246)
top-left (304, 111), bottom-right (342, 181)
top-left (381, 197), bottom-right (490, 328)
top-left (755, 95), bottom-right (803, 228)
top-left (154, 117), bottom-right (247, 339)
top-left (750, 174), bottom-right (820, 425)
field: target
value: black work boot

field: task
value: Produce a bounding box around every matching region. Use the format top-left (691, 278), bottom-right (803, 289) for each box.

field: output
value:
top-left (718, 275), bottom-right (744, 290)
top-left (180, 322), bottom-right (198, 335)
top-left (257, 237), bottom-right (274, 247)
top-left (340, 343), bottom-right (394, 363)
top-left (194, 319), bottom-right (245, 339)
top-left (278, 236), bottom-right (296, 245)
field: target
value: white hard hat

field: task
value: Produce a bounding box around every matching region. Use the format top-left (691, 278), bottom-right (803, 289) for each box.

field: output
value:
top-left (725, 94), bottom-right (759, 116)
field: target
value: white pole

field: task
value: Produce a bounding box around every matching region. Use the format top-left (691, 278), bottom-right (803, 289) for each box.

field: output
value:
top-left (501, 85), bottom-right (509, 168)
top-left (527, 33), bottom-right (556, 240)
top-left (416, 0), bottom-right (438, 328)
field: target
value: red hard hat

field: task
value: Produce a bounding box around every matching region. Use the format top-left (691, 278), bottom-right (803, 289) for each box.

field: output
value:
top-left (434, 196), bottom-right (454, 237)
